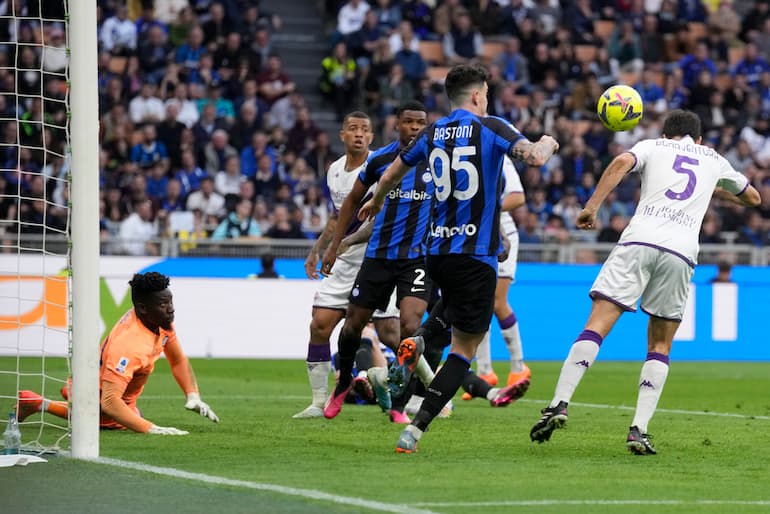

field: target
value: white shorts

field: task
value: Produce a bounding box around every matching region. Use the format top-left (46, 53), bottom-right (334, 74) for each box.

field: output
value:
top-left (313, 244), bottom-right (399, 318)
top-left (590, 243), bottom-right (694, 321)
top-left (497, 231), bottom-right (519, 281)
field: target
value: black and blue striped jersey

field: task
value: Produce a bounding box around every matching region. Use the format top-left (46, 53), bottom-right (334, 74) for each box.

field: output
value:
top-left (359, 140), bottom-right (434, 260)
top-left (400, 109), bottom-right (525, 258)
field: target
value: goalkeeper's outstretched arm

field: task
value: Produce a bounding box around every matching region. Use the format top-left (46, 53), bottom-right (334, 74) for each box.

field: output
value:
top-left (165, 338), bottom-right (220, 423)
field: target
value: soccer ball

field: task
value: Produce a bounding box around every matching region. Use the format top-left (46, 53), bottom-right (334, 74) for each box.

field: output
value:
top-left (596, 85), bottom-right (643, 132)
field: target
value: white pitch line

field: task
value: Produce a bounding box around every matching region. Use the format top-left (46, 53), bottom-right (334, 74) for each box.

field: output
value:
top-left (95, 457), bottom-right (438, 514)
top-left (139, 395), bottom-right (770, 421)
top-left (413, 500), bottom-right (770, 507)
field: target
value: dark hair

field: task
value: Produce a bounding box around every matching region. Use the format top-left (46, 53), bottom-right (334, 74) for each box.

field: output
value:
top-left (662, 110), bottom-right (701, 140)
top-left (444, 64), bottom-right (489, 105)
top-left (342, 111), bottom-right (371, 127)
top-left (396, 100), bottom-right (428, 117)
top-left (129, 272), bottom-right (170, 306)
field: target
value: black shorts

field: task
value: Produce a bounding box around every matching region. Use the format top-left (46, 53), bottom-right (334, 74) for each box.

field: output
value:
top-left (349, 257), bottom-right (432, 311)
top-left (426, 254), bottom-right (496, 334)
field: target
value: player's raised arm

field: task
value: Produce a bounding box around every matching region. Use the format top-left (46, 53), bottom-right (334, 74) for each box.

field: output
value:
top-left (510, 135), bottom-right (560, 167)
top-left (713, 185), bottom-right (761, 207)
top-left (577, 151), bottom-right (637, 229)
top-left (321, 179), bottom-right (368, 275)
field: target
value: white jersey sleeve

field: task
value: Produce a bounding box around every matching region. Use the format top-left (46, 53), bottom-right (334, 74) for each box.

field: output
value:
top-left (500, 156), bottom-right (522, 234)
top-left (619, 136), bottom-right (744, 265)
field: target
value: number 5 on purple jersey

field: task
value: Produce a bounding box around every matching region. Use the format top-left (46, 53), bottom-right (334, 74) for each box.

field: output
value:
top-left (665, 154), bottom-right (698, 200)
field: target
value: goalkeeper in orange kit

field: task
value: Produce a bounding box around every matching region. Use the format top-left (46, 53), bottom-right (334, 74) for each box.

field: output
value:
top-left (16, 272), bottom-right (219, 435)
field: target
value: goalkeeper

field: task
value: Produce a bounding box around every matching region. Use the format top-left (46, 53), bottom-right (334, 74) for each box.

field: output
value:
top-left (16, 272), bottom-right (219, 435)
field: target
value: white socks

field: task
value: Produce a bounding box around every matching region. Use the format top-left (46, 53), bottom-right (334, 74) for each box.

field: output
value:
top-left (307, 360), bottom-right (331, 407)
top-left (551, 329), bottom-right (603, 408)
top-left (501, 322), bottom-right (524, 373)
top-left (475, 331), bottom-right (494, 376)
top-left (631, 353), bottom-right (670, 433)
top-left (415, 355), bottom-right (435, 386)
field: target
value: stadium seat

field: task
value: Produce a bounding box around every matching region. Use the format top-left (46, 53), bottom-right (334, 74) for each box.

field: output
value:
top-left (426, 66), bottom-right (450, 83)
top-left (593, 20), bottom-right (615, 42)
top-left (419, 41), bottom-right (444, 66)
top-left (574, 45), bottom-right (598, 64)
top-left (481, 41), bottom-right (504, 64)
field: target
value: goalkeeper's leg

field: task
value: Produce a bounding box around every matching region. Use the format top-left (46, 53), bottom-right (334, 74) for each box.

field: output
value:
top-left (16, 390), bottom-right (68, 422)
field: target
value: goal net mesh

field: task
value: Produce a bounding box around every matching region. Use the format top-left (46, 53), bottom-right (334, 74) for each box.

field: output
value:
top-left (0, 0), bottom-right (71, 454)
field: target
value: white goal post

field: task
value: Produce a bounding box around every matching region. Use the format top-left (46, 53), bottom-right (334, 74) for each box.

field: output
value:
top-left (68, 0), bottom-right (100, 459)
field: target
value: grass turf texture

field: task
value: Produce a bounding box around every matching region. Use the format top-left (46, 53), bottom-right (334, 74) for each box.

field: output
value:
top-left (1, 358), bottom-right (769, 514)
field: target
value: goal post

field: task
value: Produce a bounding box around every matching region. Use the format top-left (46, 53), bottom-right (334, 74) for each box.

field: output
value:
top-left (68, 0), bottom-right (100, 459)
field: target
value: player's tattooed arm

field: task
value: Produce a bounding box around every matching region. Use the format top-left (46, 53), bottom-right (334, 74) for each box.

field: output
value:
top-left (511, 135), bottom-right (560, 166)
top-left (305, 217), bottom-right (337, 279)
top-left (338, 219), bottom-right (372, 255)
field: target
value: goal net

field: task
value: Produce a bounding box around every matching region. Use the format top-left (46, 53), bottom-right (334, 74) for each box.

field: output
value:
top-left (0, 0), bottom-right (79, 455)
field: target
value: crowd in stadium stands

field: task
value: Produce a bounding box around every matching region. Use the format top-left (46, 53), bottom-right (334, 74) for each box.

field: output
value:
top-left (1, 0), bottom-right (770, 257)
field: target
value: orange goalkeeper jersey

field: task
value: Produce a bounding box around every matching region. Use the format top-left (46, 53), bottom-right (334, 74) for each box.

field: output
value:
top-left (99, 309), bottom-right (182, 429)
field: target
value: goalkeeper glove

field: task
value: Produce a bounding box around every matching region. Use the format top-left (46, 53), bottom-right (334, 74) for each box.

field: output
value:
top-left (185, 392), bottom-right (220, 423)
top-left (148, 425), bottom-right (189, 435)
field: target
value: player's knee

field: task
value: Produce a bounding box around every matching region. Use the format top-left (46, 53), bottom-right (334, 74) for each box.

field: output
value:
top-left (309, 317), bottom-right (333, 340)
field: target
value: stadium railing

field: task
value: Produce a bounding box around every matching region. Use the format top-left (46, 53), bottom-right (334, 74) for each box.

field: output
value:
top-left (8, 235), bottom-right (767, 265)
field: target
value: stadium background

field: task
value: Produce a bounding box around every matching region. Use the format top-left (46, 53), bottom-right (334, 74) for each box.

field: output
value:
top-left (3, 0), bottom-right (770, 362)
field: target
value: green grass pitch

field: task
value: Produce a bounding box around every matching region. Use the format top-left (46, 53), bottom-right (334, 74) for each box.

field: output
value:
top-left (1, 357), bottom-right (769, 514)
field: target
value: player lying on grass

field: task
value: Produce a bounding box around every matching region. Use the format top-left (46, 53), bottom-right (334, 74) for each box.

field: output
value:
top-left (16, 272), bottom-right (219, 435)
top-left (529, 110), bottom-right (761, 455)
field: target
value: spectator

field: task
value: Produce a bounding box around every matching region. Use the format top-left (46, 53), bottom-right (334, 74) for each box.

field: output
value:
top-left (639, 14), bottom-right (665, 65)
top-left (736, 211), bottom-right (767, 246)
top-left (211, 198), bottom-right (261, 240)
top-left (442, 11), bottom-right (483, 65)
top-left (157, 103), bottom-right (186, 168)
top-left (350, 11), bottom-right (385, 61)
top-left (561, 136), bottom-right (598, 188)
top-left (251, 27), bottom-right (273, 69)
top-left (493, 37), bottom-right (529, 87)
top-left (733, 42), bottom-right (770, 90)
top-left (175, 26), bottom-right (206, 81)
top-left (186, 176), bottom-right (226, 219)
top-left (679, 41), bottom-right (717, 90)
top-left (319, 41), bottom-right (358, 121)
top-left (230, 102), bottom-right (264, 151)
top-left (402, 0), bottom-right (433, 40)
top-left (204, 129), bottom-right (239, 175)
top-left (258, 254), bottom-right (280, 278)
top-left (678, 0), bottom-right (709, 23)
top-left (119, 198), bottom-right (158, 256)
top-left (100, 6), bottom-right (137, 55)
top-left (378, 63), bottom-right (414, 117)
top-left (161, 178), bottom-right (186, 213)
top-left (519, 212), bottom-right (543, 244)
top-left (528, 188), bottom-right (554, 225)
top-left (192, 102), bottom-right (228, 151)
top-left (608, 20), bottom-right (643, 75)
top-left (146, 163), bottom-right (170, 202)
top-left (388, 20), bottom-right (420, 55)
top-left (634, 70), bottom-right (666, 113)
top-left (566, 0), bottom-right (600, 45)
top-left (42, 27), bottom-right (67, 73)
top-left (215, 155), bottom-right (246, 197)
top-left (202, 2), bottom-right (228, 49)
top-left (175, 149), bottom-right (209, 198)
top-left (241, 131), bottom-right (277, 179)
top-left (287, 107), bottom-right (321, 155)
top-left (597, 213), bottom-right (627, 243)
top-left (129, 83), bottom-right (166, 125)
top-left (256, 54), bottom-right (296, 128)
top-left (394, 43), bottom-right (427, 86)
top-left (131, 125), bottom-right (169, 172)
top-left (254, 154), bottom-right (282, 202)
top-left (710, 260), bottom-right (734, 283)
top-left (433, 0), bottom-right (463, 37)
top-left (265, 204), bottom-right (305, 238)
top-left (139, 25), bottom-right (172, 86)
top-left (163, 82), bottom-right (200, 128)
top-left (337, 0), bottom-right (371, 41)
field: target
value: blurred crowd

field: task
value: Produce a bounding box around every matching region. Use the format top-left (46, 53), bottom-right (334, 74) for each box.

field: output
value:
top-left (1, 0), bottom-right (770, 258)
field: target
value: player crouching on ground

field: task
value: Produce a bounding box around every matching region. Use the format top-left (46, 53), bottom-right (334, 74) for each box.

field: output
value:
top-left (16, 272), bottom-right (219, 435)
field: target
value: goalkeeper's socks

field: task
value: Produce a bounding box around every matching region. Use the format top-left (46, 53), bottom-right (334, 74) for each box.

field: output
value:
top-left (551, 329), bottom-right (602, 407)
top-left (43, 399), bottom-right (68, 419)
top-left (412, 353), bottom-right (470, 432)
